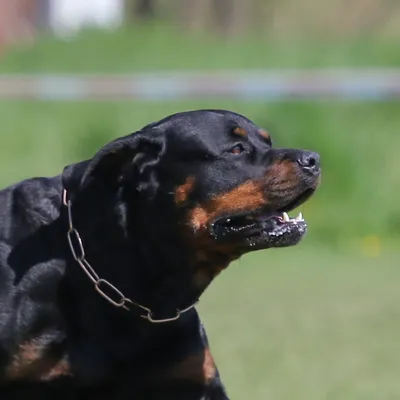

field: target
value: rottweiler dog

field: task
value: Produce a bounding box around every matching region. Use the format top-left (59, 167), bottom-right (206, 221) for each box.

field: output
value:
top-left (0, 110), bottom-right (320, 399)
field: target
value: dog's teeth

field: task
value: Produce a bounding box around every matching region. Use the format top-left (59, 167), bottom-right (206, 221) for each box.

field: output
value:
top-left (282, 212), bottom-right (290, 222)
top-left (296, 212), bottom-right (303, 221)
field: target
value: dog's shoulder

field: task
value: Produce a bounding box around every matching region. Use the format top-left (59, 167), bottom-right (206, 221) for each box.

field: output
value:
top-left (0, 174), bottom-right (71, 385)
top-left (0, 175), bottom-right (63, 243)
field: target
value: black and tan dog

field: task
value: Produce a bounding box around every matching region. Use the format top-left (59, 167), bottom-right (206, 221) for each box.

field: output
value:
top-left (0, 110), bottom-right (320, 399)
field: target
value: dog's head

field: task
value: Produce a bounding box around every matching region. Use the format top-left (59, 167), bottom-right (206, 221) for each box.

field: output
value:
top-left (66, 110), bottom-right (320, 280)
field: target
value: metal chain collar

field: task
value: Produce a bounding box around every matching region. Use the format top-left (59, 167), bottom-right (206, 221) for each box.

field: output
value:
top-left (62, 189), bottom-right (198, 324)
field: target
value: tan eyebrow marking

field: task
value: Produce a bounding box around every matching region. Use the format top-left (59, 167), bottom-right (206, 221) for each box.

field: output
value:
top-left (175, 176), bottom-right (196, 205)
top-left (259, 129), bottom-right (271, 142)
top-left (232, 127), bottom-right (247, 137)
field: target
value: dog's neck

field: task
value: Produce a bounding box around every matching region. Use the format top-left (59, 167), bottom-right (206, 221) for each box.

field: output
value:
top-left (62, 183), bottom-right (211, 322)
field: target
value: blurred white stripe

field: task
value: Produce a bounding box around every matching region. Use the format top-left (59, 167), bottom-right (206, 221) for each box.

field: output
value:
top-left (50, 0), bottom-right (124, 36)
top-left (1, 69), bottom-right (400, 100)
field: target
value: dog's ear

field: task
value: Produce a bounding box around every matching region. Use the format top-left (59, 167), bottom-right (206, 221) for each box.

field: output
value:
top-left (63, 130), bottom-right (166, 198)
top-left (86, 131), bottom-right (166, 190)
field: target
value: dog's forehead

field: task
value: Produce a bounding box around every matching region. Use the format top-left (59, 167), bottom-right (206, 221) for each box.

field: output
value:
top-left (165, 110), bottom-right (259, 141)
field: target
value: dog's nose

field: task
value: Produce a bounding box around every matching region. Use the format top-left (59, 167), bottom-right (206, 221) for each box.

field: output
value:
top-left (297, 151), bottom-right (321, 175)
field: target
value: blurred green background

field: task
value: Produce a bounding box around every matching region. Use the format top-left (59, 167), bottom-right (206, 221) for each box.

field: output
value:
top-left (1, 1), bottom-right (400, 398)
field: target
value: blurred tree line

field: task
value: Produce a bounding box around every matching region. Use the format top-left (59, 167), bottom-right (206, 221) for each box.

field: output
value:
top-left (1, 0), bottom-right (400, 55)
top-left (126, 0), bottom-right (400, 37)
top-left (0, 0), bottom-right (49, 54)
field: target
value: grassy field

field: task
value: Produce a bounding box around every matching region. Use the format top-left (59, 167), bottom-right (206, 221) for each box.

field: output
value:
top-left (200, 244), bottom-right (400, 399)
top-left (1, 26), bottom-right (399, 73)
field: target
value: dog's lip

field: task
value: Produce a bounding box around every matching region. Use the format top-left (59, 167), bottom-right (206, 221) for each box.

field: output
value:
top-left (244, 217), bottom-right (308, 250)
top-left (211, 210), bottom-right (305, 235)
top-left (209, 209), bottom-right (308, 251)
top-left (276, 187), bottom-right (315, 214)
top-left (208, 185), bottom-right (316, 244)
top-left (210, 187), bottom-right (313, 233)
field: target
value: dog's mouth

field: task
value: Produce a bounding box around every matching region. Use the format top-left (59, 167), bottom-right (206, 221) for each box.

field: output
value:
top-left (210, 189), bottom-right (314, 250)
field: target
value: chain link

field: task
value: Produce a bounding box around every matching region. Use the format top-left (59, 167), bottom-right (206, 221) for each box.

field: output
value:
top-left (63, 189), bottom-right (198, 323)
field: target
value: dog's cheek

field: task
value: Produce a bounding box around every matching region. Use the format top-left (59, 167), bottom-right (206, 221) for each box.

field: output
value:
top-left (188, 180), bottom-right (267, 231)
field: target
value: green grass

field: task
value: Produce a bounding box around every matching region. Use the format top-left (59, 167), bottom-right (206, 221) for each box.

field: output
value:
top-left (200, 244), bottom-right (400, 399)
top-left (0, 26), bottom-right (399, 73)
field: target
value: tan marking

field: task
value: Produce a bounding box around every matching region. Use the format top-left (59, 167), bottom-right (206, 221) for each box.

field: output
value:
top-left (189, 181), bottom-right (266, 230)
top-left (175, 176), bottom-right (195, 205)
top-left (6, 340), bottom-right (71, 381)
top-left (162, 347), bottom-right (217, 384)
top-left (214, 181), bottom-right (265, 211)
top-left (233, 127), bottom-right (247, 137)
top-left (265, 160), bottom-right (298, 191)
top-left (259, 129), bottom-right (271, 141)
top-left (40, 357), bottom-right (71, 381)
top-left (203, 348), bottom-right (217, 382)
top-left (6, 341), bottom-right (42, 380)
top-left (190, 207), bottom-right (210, 230)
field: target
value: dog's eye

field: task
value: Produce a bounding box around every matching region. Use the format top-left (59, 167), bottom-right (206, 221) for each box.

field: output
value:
top-left (230, 144), bottom-right (246, 154)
